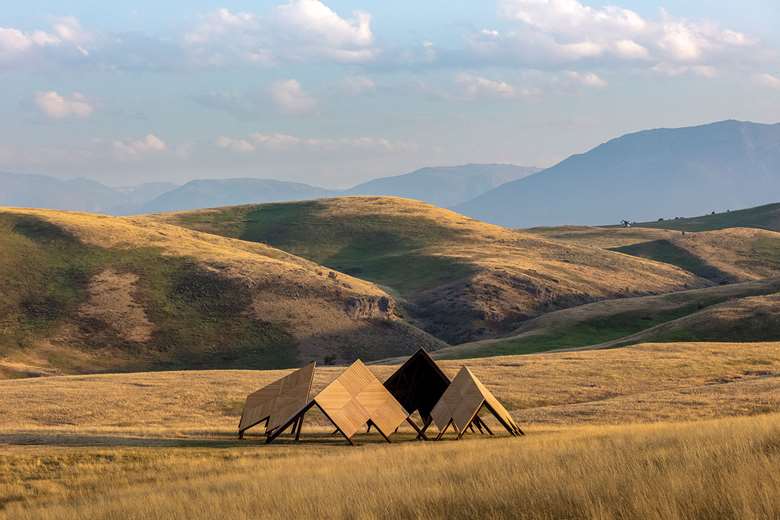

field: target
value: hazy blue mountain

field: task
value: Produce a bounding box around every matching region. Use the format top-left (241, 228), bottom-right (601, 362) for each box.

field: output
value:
top-left (346, 164), bottom-right (540, 207)
top-left (137, 178), bottom-right (337, 213)
top-left (0, 171), bottom-right (178, 214)
top-left (455, 120), bottom-right (780, 228)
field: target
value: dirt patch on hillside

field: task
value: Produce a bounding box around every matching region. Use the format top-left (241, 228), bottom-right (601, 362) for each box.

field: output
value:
top-left (78, 270), bottom-right (154, 343)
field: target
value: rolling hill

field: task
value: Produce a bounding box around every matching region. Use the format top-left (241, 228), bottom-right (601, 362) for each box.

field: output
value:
top-left (346, 164), bottom-right (540, 208)
top-left (153, 197), bottom-right (707, 344)
top-left (530, 225), bottom-right (780, 284)
top-left (435, 278), bottom-right (780, 358)
top-left (456, 120), bottom-right (780, 227)
top-left (0, 207), bottom-right (442, 378)
top-left (634, 201), bottom-right (780, 232)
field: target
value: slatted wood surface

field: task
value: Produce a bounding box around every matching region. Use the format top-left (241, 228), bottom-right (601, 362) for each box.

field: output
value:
top-left (314, 360), bottom-right (408, 439)
top-left (430, 366), bottom-right (519, 434)
top-left (238, 362), bottom-right (315, 434)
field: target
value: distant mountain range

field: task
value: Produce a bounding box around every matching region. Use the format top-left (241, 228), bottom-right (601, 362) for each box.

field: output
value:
top-left (0, 172), bottom-right (176, 214)
top-left (137, 178), bottom-right (336, 213)
top-left (0, 164), bottom-right (538, 215)
top-left (345, 164), bottom-right (540, 208)
top-left (456, 120), bottom-right (780, 227)
top-left (4, 120), bottom-right (780, 223)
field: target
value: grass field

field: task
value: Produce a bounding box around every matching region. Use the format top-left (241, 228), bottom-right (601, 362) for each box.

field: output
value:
top-left (0, 342), bottom-right (778, 519)
top-left (1, 415), bottom-right (777, 520)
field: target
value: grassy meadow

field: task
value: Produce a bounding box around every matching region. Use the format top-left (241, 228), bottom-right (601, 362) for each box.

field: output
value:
top-left (0, 342), bottom-right (778, 519)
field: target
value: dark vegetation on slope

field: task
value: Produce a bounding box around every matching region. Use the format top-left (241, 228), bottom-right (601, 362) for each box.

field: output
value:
top-left (0, 214), bottom-right (298, 374)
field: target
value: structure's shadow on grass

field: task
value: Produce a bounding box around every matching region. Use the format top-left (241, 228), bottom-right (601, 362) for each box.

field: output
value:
top-left (0, 431), bottom-right (451, 448)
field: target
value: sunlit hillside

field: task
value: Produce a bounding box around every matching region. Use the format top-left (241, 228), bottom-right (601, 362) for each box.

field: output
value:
top-left (0, 207), bottom-right (441, 378)
top-left (152, 197), bottom-right (707, 344)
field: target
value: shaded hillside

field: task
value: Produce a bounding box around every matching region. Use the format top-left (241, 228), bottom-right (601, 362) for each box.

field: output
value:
top-left (155, 197), bottom-right (707, 344)
top-left (346, 164), bottom-right (540, 207)
top-left (435, 279), bottom-right (780, 359)
top-left (0, 208), bottom-right (441, 378)
top-left (456, 120), bottom-right (780, 227)
top-left (635, 202), bottom-right (780, 232)
top-left (136, 178), bottom-right (336, 213)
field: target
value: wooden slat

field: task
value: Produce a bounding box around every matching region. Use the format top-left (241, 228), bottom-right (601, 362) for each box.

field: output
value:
top-left (239, 362), bottom-right (315, 434)
top-left (430, 366), bottom-right (521, 437)
top-left (314, 360), bottom-right (407, 440)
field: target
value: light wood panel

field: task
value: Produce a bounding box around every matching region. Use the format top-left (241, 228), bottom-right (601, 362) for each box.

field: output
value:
top-left (430, 366), bottom-right (521, 437)
top-left (238, 362), bottom-right (315, 435)
top-left (314, 360), bottom-right (408, 439)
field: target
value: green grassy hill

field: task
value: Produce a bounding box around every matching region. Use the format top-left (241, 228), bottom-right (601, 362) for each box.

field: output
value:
top-left (634, 202), bottom-right (780, 232)
top-left (0, 208), bottom-right (442, 378)
top-left (433, 279), bottom-right (780, 359)
top-left (530, 226), bottom-right (780, 284)
top-left (153, 197), bottom-right (707, 344)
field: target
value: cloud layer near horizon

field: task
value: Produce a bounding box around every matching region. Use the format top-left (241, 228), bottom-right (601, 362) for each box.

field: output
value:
top-left (0, 0), bottom-right (778, 186)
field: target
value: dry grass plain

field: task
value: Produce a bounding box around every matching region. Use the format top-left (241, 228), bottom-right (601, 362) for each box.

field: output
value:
top-left (1, 342), bottom-right (778, 519)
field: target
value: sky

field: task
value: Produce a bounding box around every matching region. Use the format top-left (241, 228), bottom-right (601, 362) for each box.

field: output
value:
top-left (1, 0), bottom-right (780, 188)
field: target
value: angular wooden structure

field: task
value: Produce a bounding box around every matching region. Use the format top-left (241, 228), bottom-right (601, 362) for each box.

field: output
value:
top-left (430, 366), bottom-right (523, 440)
top-left (266, 360), bottom-right (424, 445)
top-left (383, 348), bottom-right (450, 439)
top-left (238, 362), bottom-right (315, 439)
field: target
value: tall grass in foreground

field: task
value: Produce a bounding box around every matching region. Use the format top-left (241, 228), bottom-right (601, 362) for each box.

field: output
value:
top-left (2, 413), bottom-right (778, 519)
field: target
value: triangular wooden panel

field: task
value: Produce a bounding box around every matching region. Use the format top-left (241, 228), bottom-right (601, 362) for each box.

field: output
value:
top-left (238, 362), bottom-right (315, 435)
top-left (430, 367), bottom-right (521, 437)
top-left (383, 349), bottom-right (451, 423)
top-left (314, 360), bottom-right (408, 440)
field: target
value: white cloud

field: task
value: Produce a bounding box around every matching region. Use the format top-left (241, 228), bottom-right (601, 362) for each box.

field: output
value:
top-left (457, 73), bottom-right (517, 99)
top-left (184, 1), bottom-right (377, 65)
top-left (755, 73), bottom-right (780, 89)
top-left (216, 132), bottom-right (409, 153)
top-left (113, 134), bottom-right (167, 159)
top-left (613, 39), bottom-right (649, 60)
top-left (269, 79), bottom-right (317, 114)
top-left (35, 91), bottom-right (94, 119)
top-left (564, 71), bottom-right (607, 88)
top-left (477, 0), bottom-right (758, 73)
top-left (342, 75), bottom-right (376, 95)
top-left (0, 17), bottom-right (90, 63)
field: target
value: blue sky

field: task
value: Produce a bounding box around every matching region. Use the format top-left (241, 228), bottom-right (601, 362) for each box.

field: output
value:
top-left (1, 0), bottom-right (779, 187)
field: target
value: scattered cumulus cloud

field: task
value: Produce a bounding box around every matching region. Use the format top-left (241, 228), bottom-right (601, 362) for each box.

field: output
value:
top-left (754, 73), bottom-right (780, 89)
top-left (564, 71), bottom-right (608, 88)
top-left (471, 0), bottom-right (758, 76)
top-left (216, 132), bottom-right (410, 153)
top-left (342, 75), bottom-right (376, 95)
top-left (0, 17), bottom-right (90, 64)
top-left (113, 134), bottom-right (167, 159)
top-left (269, 79), bottom-right (317, 114)
top-left (34, 91), bottom-right (94, 119)
top-left (184, 0), bottom-right (377, 65)
top-left (456, 73), bottom-right (527, 99)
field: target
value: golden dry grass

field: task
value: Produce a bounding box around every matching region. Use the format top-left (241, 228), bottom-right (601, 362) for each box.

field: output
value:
top-left (0, 415), bottom-right (777, 519)
top-left (0, 342), bottom-right (778, 518)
